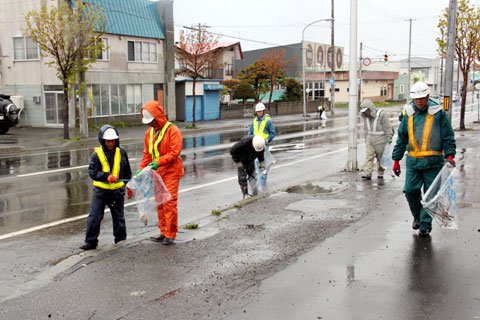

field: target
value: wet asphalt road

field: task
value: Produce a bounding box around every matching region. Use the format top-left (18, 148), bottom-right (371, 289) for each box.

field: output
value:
top-left (0, 101), bottom-right (479, 318)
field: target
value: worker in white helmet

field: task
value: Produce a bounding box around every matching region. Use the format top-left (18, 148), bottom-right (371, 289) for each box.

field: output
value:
top-left (80, 125), bottom-right (133, 250)
top-left (249, 102), bottom-right (276, 189)
top-left (230, 135), bottom-right (266, 199)
top-left (392, 81), bottom-right (456, 237)
top-left (248, 103), bottom-right (276, 144)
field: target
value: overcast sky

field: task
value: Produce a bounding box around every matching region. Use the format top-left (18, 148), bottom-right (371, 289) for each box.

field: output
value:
top-left (173, 0), bottom-right (480, 61)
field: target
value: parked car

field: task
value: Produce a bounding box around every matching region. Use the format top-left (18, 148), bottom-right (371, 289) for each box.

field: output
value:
top-left (0, 94), bottom-right (19, 134)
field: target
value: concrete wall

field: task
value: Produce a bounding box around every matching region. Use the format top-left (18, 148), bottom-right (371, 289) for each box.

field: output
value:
top-left (220, 99), bottom-right (330, 120)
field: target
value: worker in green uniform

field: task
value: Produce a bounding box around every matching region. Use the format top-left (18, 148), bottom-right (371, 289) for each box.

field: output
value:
top-left (392, 81), bottom-right (456, 237)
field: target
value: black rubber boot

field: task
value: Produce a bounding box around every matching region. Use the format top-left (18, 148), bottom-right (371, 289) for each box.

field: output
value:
top-left (241, 186), bottom-right (249, 199)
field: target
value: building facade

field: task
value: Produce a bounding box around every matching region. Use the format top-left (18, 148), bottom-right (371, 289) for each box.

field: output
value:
top-left (0, 0), bottom-right (175, 127)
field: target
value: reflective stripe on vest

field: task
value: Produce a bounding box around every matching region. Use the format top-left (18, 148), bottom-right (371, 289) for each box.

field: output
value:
top-left (407, 114), bottom-right (444, 158)
top-left (253, 115), bottom-right (271, 140)
top-left (92, 147), bottom-right (125, 190)
top-left (149, 122), bottom-right (172, 161)
top-left (366, 109), bottom-right (384, 136)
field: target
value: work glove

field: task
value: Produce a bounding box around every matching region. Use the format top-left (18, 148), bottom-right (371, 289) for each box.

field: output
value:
top-left (127, 188), bottom-right (134, 199)
top-left (107, 174), bottom-right (118, 183)
top-left (446, 155), bottom-right (456, 167)
top-left (236, 162), bottom-right (243, 169)
top-left (262, 169), bottom-right (268, 177)
top-left (386, 139), bottom-right (392, 144)
top-left (259, 161), bottom-right (265, 170)
top-left (148, 161), bottom-right (159, 170)
top-left (135, 169), bottom-right (141, 176)
top-left (393, 160), bottom-right (401, 177)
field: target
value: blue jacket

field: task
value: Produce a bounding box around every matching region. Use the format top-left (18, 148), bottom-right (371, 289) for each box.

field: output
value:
top-left (248, 114), bottom-right (276, 143)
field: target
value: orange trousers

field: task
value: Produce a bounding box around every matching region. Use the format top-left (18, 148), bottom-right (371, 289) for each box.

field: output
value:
top-left (156, 177), bottom-right (180, 239)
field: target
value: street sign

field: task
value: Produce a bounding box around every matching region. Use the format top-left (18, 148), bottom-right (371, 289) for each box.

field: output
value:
top-left (328, 77), bottom-right (335, 85)
top-left (475, 83), bottom-right (480, 90)
top-left (362, 57), bottom-right (371, 67)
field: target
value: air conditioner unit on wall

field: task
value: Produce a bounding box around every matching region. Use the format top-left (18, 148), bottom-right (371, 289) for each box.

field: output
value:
top-left (10, 95), bottom-right (26, 122)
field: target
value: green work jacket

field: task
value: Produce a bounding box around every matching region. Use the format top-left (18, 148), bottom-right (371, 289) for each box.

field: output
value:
top-left (392, 99), bottom-right (456, 170)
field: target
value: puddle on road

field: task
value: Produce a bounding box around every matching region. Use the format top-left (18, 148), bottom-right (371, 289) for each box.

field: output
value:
top-left (285, 181), bottom-right (346, 194)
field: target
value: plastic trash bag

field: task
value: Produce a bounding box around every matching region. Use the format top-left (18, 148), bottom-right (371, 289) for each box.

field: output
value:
top-left (126, 167), bottom-right (172, 225)
top-left (256, 146), bottom-right (276, 193)
top-left (421, 163), bottom-right (458, 229)
top-left (380, 135), bottom-right (396, 177)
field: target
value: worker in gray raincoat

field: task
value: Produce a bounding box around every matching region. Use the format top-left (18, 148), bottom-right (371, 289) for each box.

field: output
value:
top-left (360, 99), bottom-right (394, 180)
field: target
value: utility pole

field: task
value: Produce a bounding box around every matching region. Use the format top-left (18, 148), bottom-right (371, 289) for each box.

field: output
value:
top-left (330, 0), bottom-right (335, 115)
top-left (444, 0), bottom-right (457, 121)
top-left (440, 54), bottom-right (444, 95)
top-left (358, 42), bottom-right (362, 106)
top-left (346, 0), bottom-right (358, 171)
top-left (406, 18), bottom-right (413, 102)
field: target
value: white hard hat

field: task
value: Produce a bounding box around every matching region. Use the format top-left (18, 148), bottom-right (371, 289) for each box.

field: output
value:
top-left (252, 135), bottom-right (265, 152)
top-left (255, 103), bottom-right (266, 112)
top-left (102, 128), bottom-right (118, 140)
top-left (410, 81), bottom-right (430, 99)
top-left (360, 107), bottom-right (368, 113)
top-left (142, 109), bottom-right (154, 124)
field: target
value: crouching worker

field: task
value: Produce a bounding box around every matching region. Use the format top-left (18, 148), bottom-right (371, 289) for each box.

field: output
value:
top-left (230, 135), bottom-right (266, 199)
top-left (138, 101), bottom-right (184, 245)
top-left (80, 125), bottom-right (133, 250)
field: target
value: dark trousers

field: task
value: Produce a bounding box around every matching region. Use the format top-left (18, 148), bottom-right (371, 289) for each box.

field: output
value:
top-left (85, 188), bottom-right (126, 246)
top-left (404, 166), bottom-right (442, 231)
top-left (237, 161), bottom-right (258, 196)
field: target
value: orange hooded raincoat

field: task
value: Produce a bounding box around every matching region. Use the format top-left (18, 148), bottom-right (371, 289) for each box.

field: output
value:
top-left (139, 101), bottom-right (184, 239)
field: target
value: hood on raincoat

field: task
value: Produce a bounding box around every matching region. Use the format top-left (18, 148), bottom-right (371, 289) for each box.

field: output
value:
top-left (140, 100), bottom-right (168, 130)
top-left (97, 125), bottom-right (120, 150)
top-left (360, 99), bottom-right (378, 117)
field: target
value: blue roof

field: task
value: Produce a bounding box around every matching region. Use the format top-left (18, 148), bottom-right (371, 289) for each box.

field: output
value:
top-left (85, 0), bottom-right (165, 39)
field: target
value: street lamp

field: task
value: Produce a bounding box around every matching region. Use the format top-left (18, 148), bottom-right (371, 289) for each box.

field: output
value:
top-left (302, 18), bottom-right (333, 117)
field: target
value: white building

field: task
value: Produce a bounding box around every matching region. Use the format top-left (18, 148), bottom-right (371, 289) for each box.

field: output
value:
top-left (0, 0), bottom-right (176, 127)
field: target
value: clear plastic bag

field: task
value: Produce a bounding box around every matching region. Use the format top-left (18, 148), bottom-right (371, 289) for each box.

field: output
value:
top-left (380, 135), bottom-right (396, 177)
top-left (126, 167), bottom-right (172, 225)
top-left (421, 163), bottom-right (458, 229)
top-left (256, 146), bottom-right (276, 193)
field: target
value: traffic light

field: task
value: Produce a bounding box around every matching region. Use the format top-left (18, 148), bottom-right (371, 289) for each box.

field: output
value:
top-left (384, 54), bottom-right (389, 65)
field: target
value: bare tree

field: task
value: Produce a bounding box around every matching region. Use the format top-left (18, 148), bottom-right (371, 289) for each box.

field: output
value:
top-left (176, 25), bottom-right (222, 127)
top-left (24, 0), bottom-right (106, 139)
top-left (261, 49), bottom-right (296, 106)
top-left (437, 0), bottom-right (480, 130)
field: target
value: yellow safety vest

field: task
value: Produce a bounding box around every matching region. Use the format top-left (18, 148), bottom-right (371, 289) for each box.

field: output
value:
top-left (253, 115), bottom-right (271, 140)
top-left (92, 146), bottom-right (125, 190)
top-left (408, 114), bottom-right (444, 158)
top-left (149, 122), bottom-right (172, 161)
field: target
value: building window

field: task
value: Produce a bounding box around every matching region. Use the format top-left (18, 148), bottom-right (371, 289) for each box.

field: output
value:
top-left (400, 84), bottom-right (404, 94)
top-left (380, 87), bottom-right (388, 96)
top-left (13, 36), bottom-right (39, 60)
top-left (225, 64), bottom-right (233, 76)
top-left (88, 84), bottom-right (141, 116)
top-left (127, 41), bottom-right (157, 62)
top-left (97, 38), bottom-right (109, 60)
top-left (126, 84), bottom-right (142, 113)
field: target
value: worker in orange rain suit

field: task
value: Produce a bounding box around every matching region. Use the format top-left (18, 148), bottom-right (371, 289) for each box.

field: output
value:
top-left (136, 101), bottom-right (184, 245)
